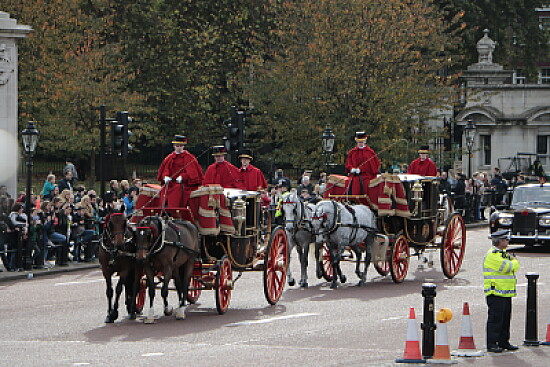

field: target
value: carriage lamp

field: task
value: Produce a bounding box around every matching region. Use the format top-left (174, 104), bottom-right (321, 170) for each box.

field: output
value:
top-left (412, 181), bottom-right (423, 216)
top-left (232, 196), bottom-right (247, 235)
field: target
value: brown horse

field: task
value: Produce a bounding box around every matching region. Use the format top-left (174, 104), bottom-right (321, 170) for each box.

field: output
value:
top-left (98, 207), bottom-right (137, 323)
top-left (136, 216), bottom-right (199, 322)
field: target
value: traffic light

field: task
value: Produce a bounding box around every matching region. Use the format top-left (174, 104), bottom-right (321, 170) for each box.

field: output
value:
top-left (227, 106), bottom-right (244, 152)
top-left (111, 111), bottom-right (132, 157)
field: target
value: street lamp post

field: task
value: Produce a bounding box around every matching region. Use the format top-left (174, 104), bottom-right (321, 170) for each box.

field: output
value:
top-left (321, 126), bottom-right (336, 174)
top-left (21, 121), bottom-right (40, 270)
top-left (464, 119), bottom-right (476, 178)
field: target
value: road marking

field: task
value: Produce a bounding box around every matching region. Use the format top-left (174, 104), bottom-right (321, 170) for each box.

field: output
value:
top-left (225, 312), bottom-right (319, 327)
top-left (72, 363), bottom-right (90, 366)
top-left (142, 353), bottom-right (164, 357)
top-left (381, 316), bottom-right (402, 321)
top-left (54, 278), bottom-right (115, 286)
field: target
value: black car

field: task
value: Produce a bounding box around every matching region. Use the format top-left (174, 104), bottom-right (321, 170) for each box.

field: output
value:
top-left (490, 183), bottom-right (550, 246)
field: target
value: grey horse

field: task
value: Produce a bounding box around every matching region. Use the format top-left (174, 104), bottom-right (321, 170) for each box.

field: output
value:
top-left (279, 190), bottom-right (317, 288)
top-left (311, 200), bottom-right (377, 289)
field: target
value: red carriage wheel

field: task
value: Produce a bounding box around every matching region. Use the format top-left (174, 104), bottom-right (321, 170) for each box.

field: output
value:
top-left (215, 256), bottom-right (232, 315)
top-left (263, 226), bottom-right (289, 305)
top-left (186, 276), bottom-right (202, 304)
top-left (390, 234), bottom-right (409, 283)
top-left (373, 245), bottom-right (390, 276)
top-left (135, 276), bottom-right (147, 314)
top-left (319, 242), bottom-right (334, 281)
top-left (440, 213), bottom-right (466, 279)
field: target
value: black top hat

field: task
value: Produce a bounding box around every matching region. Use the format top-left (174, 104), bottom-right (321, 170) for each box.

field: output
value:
top-left (488, 229), bottom-right (510, 240)
top-left (355, 131), bottom-right (368, 141)
top-left (418, 145), bottom-right (430, 154)
top-left (211, 145), bottom-right (227, 156)
top-left (239, 149), bottom-right (253, 160)
top-left (172, 135), bottom-right (188, 145)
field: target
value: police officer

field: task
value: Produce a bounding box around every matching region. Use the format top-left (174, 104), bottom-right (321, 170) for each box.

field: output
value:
top-left (484, 229), bottom-right (520, 353)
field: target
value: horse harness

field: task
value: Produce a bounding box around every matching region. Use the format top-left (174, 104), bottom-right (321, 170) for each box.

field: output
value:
top-left (101, 213), bottom-right (135, 263)
top-left (313, 201), bottom-right (377, 244)
top-left (282, 197), bottom-right (314, 242)
top-left (137, 217), bottom-right (198, 261)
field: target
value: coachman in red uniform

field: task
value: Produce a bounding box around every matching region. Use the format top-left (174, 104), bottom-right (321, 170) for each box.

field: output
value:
top-left (238, 149), bottom-right (267, 191)
top-left (157, 135), bottom-right (204, 207)
top-left (408, 145), bottom-right (438, 176)
top-left (203, 146), bottom-right (242, 188)
top-left (345, 131), bottom-right (380, 195)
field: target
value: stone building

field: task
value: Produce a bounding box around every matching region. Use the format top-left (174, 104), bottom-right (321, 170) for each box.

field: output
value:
top-left (454, 29), bottom-right (550, 177)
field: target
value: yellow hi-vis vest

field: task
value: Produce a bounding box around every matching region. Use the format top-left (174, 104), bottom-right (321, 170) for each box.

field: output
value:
top-left (483, 247), bottom-right (520, 297)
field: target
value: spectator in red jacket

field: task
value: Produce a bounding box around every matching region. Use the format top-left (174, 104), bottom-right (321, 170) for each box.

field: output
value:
top-left (238, 149), bottom-right (267, 192)
top-left (203, 146), bottom-right (242, 188)
top-left (345, 131), bottom-right (380, 195)
top-left (157, 135), bottom-right (204, 207)
top-left (408, 145), bottom-right (438, 176)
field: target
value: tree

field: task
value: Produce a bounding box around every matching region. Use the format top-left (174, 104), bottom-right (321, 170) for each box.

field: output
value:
top-left (437, 0), bottom-right (549, 78)
top-left (241, 0), bottom-right (460, 169)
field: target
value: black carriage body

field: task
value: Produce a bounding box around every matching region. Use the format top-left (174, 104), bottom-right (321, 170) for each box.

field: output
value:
top-left (201, 189), bottom-right (263, 270)
top-left (378, 175), bottom-right (445, 247)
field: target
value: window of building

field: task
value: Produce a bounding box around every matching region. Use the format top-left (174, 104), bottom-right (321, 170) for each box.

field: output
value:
top-left (537, 135), bottom-right (550, 166)
top-left (481, 135), bottom-right (491, 166)
top-left (513, 69), bottom-right (526, 84)
top-left (539, 68), bottom-right (550, 84)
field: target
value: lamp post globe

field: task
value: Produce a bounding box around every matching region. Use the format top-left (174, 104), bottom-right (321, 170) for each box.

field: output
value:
top-left (21, 121), bottom-right (40, 270)
top-left (321, 126), bottom-right (336, 173)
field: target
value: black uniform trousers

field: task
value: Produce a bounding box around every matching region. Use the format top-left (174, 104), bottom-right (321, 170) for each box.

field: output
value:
top-left (486, 295), bottom-right (512, 348)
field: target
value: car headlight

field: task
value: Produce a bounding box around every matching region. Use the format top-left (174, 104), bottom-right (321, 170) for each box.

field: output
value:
top-left (539, 216), bottom-right (550, 227)
top-left (498, 214), bottom-right (513, 226)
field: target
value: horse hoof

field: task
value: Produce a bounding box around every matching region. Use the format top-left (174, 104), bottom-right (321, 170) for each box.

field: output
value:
top-left (330, 283), bottom-right (338, 289)
top-left (109, 310), bottom-right (118, 322)
top-left (128, 313), bottom-right (137, 320)
top-left (104, 316), bottom-right (114, 324)
top-left (164, 306), bottom-right (174, 316)
top-left (300, 282), bottom-right (308, 288)
top-left (357, 280), bottom-right (365, 287)
top-left (175, 307), bottom-right (186, 320)
top-left (288, 278), bottom-right (296, 287)
top-left (316, 269), bottom-right (323, 279)
top-left (340, 275), bottom-right (347, 283)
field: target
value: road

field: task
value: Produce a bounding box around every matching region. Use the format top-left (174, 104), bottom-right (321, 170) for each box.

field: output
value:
top-left (0, 225), bottom-right (549, 367)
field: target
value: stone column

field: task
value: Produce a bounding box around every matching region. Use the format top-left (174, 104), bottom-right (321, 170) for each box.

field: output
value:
top-left (0, 12), bottom-right (32, 197)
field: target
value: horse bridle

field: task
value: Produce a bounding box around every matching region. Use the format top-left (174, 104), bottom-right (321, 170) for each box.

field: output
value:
top-left (136, 217), bottom-right (164, 259)
top-left (102, 213), bottom-right (132, 246)
top-left (311, 200), bottom-right (340, 236)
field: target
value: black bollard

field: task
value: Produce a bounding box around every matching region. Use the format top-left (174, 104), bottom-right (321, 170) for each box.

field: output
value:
top-left (524, 272), bottom-right (540, 346)
top-left (421, 283), bottom-right (437, 359)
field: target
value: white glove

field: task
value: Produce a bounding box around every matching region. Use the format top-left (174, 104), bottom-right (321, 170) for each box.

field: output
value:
top-left (176, 176), bottom-right (183, 184)
top-left (351, 168), bottom-right (360, 174)
top-left (164, 176), bottom-right (172, 184)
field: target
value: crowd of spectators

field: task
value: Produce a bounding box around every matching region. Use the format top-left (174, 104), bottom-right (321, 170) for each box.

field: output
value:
top-left (0, 161), bottom-right (145, 271)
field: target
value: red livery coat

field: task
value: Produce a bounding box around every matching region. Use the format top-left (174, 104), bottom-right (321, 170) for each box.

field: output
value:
top-left (408, 158), bottom-right (437, 176)
top-left (203, 161), bottom-right (242, 188)
top-left (345, 145), bottom-right (380, 195)
top-left (239, 164), bottom-right (268, 191)
top-left (157, 151), bottom-right (204, 207)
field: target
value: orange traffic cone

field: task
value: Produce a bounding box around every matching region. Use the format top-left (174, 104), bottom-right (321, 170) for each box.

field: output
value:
top-left (429, 308), bottom-right (457, 364)
top-left (542, 309), bottom-right (550, 346)
top-left (396, 307), bottom-right (426, 363)
top-left (452, 302), bottom-right (484, 356)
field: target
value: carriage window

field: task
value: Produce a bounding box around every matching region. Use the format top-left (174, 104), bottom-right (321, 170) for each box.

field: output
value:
top-left (481, 135), bottom-right (491, 166)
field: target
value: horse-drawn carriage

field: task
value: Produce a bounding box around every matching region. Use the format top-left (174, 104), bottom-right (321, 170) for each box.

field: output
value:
top-left (315, 173), bottom-right (465, 285)
top-left (129, 184), bottom-right (288, 319)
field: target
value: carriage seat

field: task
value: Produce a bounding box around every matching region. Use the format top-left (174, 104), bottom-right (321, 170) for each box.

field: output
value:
top-left (140, 207), bottom-right (194, 222)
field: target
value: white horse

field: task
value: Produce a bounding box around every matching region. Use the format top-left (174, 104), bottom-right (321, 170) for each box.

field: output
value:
top-left (311, 200), bottom-right (377, 289)
top-left (279, 190), bottom-right (317, 288)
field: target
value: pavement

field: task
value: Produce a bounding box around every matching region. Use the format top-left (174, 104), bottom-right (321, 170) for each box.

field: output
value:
top-left (0, 219), bottom-right (489, 283)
